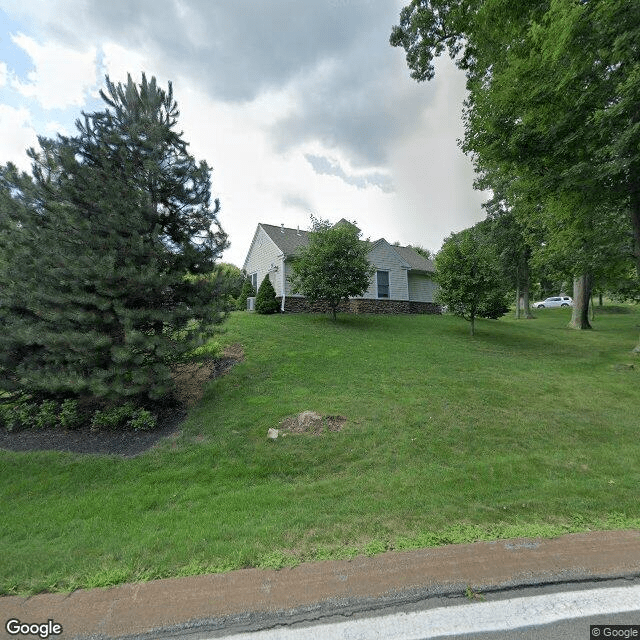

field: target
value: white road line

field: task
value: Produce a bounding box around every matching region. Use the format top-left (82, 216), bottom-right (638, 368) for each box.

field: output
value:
top-left (218, 584), bottom-right (640, 639)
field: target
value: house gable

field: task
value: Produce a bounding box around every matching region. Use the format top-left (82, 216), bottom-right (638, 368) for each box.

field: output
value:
top-left (363, 238), bottom-right (411, 300)
top-left (243, 224), bottom-right (285, 295)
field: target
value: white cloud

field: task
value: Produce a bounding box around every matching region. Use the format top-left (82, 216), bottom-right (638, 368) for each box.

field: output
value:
top-left (100, 42), bottom-right (156, 87)
top-left (0, 62), bottom-right (7, 87)
top-left (44, 120), bottom-right (69, 137)
top-left (10, 33), bottom-right (98, 109)
top-left (0, 105), bottom-right (38, 170)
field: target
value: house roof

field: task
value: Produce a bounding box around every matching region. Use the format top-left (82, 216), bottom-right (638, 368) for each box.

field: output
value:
top-left (260, 223), bottom-right (310, 256)
top-left (257, 223), bottom-right (435, 273)
top-left (392, 245), bottom-right (435, 273)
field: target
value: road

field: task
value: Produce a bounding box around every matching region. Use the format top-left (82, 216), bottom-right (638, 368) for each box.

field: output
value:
top-left (197, 580), bottom-right (640, 640)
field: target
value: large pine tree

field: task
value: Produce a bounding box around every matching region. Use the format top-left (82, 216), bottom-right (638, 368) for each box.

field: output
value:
top-left (0, 73), bottom-right (228, 406)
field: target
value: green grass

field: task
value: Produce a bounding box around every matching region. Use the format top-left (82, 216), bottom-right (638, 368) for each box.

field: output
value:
top-left (2, 306), bottom-right (640, 595)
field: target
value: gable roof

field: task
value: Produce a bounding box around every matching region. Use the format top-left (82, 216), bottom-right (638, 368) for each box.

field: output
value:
top-left (260, 223), bottom-right (310, 257)
top-left (255, 223), bottom-right (434, 272)
top-left (392, 245), bottom-right (435, 273)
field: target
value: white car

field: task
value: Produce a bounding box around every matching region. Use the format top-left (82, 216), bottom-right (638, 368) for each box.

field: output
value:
top-left (532, 296), bottom-right (573, 309)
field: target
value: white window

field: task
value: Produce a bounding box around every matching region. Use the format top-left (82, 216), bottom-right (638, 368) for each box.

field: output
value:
top-left (377, 271), bottom-right (390, 299)
top-left (250, 272), bottom-right (258, 290)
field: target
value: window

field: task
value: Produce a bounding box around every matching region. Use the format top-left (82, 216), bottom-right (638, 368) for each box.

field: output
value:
top-left (377, 271), bottom-right (389, 299)
top-left (250, 272), bottom-right (258, 290)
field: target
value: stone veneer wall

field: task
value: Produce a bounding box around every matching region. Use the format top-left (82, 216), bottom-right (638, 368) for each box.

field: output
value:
top-left (279, 297), bottom-right (441, 315)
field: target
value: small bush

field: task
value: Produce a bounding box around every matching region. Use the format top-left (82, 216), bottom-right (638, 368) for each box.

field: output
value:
top-left (90, 403), bottom-right (157, 431)
top-left (91, 403), bottom-right (136, 431)
top-left (2, 399), bottom-right (39, 432)
top-left (255, 275), bottom-right (279, 314)
top-left (35, 400), bottom-right (59, 429)
top-left (128, 408), bottom-right (157, 431)
top-left (188, 341), bottom-right (222, 360)
top-left (237, 279), bottom-right (256, 310)
top-left (59, 399), bottom-right (83, 430)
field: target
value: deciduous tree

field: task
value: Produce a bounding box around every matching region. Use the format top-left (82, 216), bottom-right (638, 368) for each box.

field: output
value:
top-left (391, 0), bottom-right (640, 331)
top-left (289, 217), bottom-right (374, 321)
top-left (435, 226), bottom-right (509, 336)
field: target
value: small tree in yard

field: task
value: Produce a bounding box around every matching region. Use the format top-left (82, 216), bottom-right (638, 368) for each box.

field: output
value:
top-left (237, 277), bottom-right (256, 310)
top-left (255, 275), bottom-right (279, 314)
top-left (289, 217), bottom-right (375, 321)
top-left (436, 228), bottom-right (509, 336)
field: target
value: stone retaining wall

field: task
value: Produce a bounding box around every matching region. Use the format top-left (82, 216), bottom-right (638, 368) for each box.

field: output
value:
top-left (278, 297), bottom-right (441, 315)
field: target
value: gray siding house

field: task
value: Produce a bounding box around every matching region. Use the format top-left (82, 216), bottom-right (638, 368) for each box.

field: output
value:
top-left (243, 220), bottom-right (440, 314)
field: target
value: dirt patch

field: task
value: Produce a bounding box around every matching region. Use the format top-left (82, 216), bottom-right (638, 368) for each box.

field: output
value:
top-left (0, 344), bottom-right (245, 457)
top-left (171, 343), bottom-right (244, 408)
top-left (279, 413), bottom-right (347, 436)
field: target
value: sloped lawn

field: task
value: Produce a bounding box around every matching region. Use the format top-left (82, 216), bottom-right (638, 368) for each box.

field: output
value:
top-left (2, 307), bottom-right (640, 595)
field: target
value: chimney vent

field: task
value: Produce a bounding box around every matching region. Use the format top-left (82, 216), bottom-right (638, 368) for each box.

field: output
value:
top-left (297, 226), bottom-right (300, 236)
top-left (281, 223), bottom-right (284, 233)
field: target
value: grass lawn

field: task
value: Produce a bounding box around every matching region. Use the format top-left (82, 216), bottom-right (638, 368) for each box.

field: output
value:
top-left (2, 306), bottom-right (640, 595)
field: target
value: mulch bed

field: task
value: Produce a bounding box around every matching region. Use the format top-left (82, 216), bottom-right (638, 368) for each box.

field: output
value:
top-left (0, 406), bottom-right (187, 458)
top-left (0, 344), bottom-right (244, 458)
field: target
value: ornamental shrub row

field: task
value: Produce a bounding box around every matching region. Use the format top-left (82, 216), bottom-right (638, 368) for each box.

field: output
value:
top-left (0, 397), bottom-right (157, 433)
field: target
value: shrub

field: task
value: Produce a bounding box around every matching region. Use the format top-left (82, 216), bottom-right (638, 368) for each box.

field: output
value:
top-left (91, 403), bottom-right (136, 431)
top-left (255, 275), bottom-right (279, 314)
top-left (59, 399), bottom-right (83, 430)
top-left (35, 400), bottom-right (59, 429)
top-left (4, 399), bottom-right (39, 431)
top-left (90, 402), bottom-right (157, 431)
top-left (188, 341), bottom-right (222, 360)
top-left (237, 279), bottom-right (256, 310)
top-left (128, 408), bottom-right (157, 431)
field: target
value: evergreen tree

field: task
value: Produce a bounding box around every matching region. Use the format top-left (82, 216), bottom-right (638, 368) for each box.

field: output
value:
top-left (0, 73), bottom-right (228, 406)
top-left (237, 277), bottom-right (256, 310)
top-left (255, 275), bottom-right (279, 314)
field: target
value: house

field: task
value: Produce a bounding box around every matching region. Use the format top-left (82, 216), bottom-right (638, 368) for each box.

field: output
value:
top-left (242, 220), bottom-right (440, 314)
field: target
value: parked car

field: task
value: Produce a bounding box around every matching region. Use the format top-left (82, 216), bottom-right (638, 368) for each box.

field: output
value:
top-left (532, 296), bottom-right (573, 308)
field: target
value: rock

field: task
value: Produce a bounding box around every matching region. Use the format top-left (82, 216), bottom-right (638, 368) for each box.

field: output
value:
top-left (297, 411), bottom-right (323, 430)
top-left (267, 428), bottom-right (279, 439)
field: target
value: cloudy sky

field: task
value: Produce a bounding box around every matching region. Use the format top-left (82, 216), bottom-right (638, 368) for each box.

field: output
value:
top-left (0, 0), bottom-right (487, 267)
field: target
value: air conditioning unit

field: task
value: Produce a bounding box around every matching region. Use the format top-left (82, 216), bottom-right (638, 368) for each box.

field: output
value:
top-left (247, 296), bottom-right (255, 311)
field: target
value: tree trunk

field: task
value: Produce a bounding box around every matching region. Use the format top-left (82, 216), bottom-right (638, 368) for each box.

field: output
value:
top-left (568, 274), bottom-right (592, 330)
top-left (470, 313), bottom-right (475, 336)
top-left (522, 260), bottom-right (534, 319)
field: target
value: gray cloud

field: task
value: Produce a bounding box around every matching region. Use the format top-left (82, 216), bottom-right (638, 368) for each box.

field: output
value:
top-left (282, 193), bottom-right (314, 212)
top-left (15, 0), bottom-right (437, 169)
top-left (39, 0), bottom-right (384, 101)
top-left (305, 153), bottom-right (394, 193)
top-left (268, 6), bottom-right (437, 168)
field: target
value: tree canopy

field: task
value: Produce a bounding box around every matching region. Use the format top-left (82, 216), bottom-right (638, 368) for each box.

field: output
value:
top-left (391, 0), bottom-right (640, 328)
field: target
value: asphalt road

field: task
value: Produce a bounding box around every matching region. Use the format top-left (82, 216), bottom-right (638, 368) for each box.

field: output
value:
top-left (162, 579), bottom-right (640, 640)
